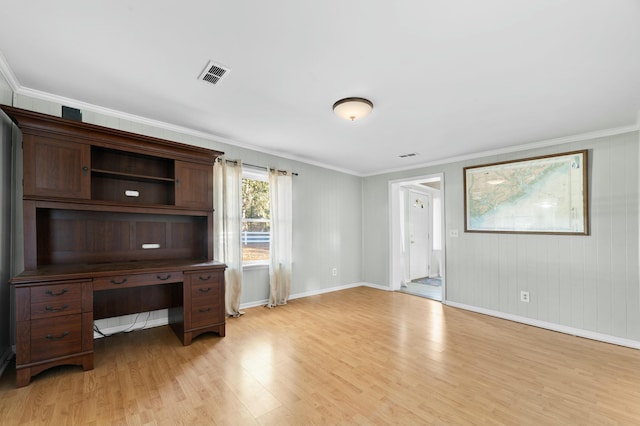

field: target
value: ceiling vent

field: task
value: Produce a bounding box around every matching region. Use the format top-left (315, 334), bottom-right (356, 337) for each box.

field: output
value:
top-left (398, 152), bottom-right (418, 158)
top-left (198, 61), bottom-right (230, 85)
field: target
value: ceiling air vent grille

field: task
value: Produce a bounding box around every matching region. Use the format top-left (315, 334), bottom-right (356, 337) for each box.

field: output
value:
top-left (398, 152), bottom-right (418, 158)
top-left (198, 61), bottom-right (231, 85)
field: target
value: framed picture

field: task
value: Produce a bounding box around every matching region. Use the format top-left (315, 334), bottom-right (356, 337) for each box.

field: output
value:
top-left (464, 150), bottom-right (588, 235)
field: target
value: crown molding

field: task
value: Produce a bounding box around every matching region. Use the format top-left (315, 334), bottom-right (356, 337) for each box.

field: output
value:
top-left (0, 51), bottom-right (21, 93)
top-left (366, 123), bottom-right (640, 177)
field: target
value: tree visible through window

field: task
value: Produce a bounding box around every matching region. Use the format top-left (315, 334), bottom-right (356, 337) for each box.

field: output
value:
top-left (242, 171), bottom-right (270, 263)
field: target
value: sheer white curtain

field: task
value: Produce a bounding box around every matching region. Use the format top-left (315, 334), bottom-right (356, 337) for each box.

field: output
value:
top-left (267, 169), bottom-right (292, 308)
top-left (213, 157), bottom-right (244, 317)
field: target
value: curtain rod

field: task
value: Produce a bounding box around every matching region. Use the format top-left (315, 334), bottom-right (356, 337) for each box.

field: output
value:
top-left (219, 158), bottom-right (299, 176)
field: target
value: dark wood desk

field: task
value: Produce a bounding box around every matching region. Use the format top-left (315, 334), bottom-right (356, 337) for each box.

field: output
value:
top-left (1, 105), bottom-right (227, 387)
top-left (11, 259), bottom-right (226, 387)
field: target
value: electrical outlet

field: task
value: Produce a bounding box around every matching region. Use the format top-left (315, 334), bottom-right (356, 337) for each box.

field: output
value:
top-left (449, 229), bottom-right (459, 238)
top-left (332, 268), bottom-right (337, 276)
top-left (520, 291), bottom-right (530, 303)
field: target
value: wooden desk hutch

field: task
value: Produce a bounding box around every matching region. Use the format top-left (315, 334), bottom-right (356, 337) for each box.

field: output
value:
top-left (2, 105), bottom-right (227, 387)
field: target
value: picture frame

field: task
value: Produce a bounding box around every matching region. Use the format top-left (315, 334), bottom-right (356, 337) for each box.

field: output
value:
top-left (464, 150), bottom-right (588, 235)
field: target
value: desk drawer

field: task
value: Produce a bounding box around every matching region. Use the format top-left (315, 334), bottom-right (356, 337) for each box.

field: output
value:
top-left (191, 301), bottom-right (224, 328)
top-left (30, 314), bottom-right (83, 362)
top-left (189, 271), bottom-right (220, 286)
top-left (191, 279), bottom-right (222, 299)
top-left (93, 271), bottom-right (183, 291)
top-left (188, 271), bottom-right (224, 328)
top-left (31, 284), bottom-right (82, 319)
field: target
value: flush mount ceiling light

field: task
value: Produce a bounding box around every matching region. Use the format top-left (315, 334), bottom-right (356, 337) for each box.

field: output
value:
top-left (332, 97), bottom-right (373, 121)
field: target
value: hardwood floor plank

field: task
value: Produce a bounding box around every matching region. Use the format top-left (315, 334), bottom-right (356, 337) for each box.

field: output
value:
top-left (0, 287), bottom-right (638, 425)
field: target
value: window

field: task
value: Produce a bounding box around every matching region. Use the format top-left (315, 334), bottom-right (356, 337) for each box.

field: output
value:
top-left (242, 168), bottom-right (270, 264)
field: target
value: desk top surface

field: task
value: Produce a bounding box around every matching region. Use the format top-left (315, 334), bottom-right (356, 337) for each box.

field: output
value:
top-left (11, 259), bottom-right (227, 285)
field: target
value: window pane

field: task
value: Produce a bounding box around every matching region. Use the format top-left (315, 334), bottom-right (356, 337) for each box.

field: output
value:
top-left (242, 178), bottom-right (270, 263)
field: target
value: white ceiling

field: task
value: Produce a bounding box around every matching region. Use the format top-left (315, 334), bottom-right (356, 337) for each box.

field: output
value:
top-left (1, 1), bottom-right (639, 176)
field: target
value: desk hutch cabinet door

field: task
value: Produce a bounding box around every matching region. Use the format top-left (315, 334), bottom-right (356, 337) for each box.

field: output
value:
top-left (23, 136), bottom-right (91, 199)
top-left (174, 161), bottom-right (213, 209)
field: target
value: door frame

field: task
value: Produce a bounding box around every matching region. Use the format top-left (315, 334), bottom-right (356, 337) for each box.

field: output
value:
top-left (388, 173), bottom-right (446, 298)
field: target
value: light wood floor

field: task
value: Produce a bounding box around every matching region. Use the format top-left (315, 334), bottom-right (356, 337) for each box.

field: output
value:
top-left (0, 287), bottom-right (638, 425)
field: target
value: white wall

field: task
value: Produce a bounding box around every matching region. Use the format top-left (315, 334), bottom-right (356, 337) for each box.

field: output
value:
top-left (364, 132), bottom-right (640, 344)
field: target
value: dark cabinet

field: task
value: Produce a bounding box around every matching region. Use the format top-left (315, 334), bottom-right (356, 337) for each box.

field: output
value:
top-left (23, 136), bottom-right (90, 199)
top-left (183, 269), bottom-right (225, 343)
top-left (169, 268), bottom-right (225, 345)
top-left (16, 107), bottom-right (217, 210)
top-left (14, 279), bottom-right (94, 387)
top-left (175, 161), bottom-right (213, 209)
top-left (3, 105), bottom-right (227, 387)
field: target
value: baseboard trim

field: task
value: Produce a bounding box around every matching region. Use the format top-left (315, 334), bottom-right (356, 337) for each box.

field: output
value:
top-left (363, 282), bottom-right (394, 291)
top-left (290, 282), bottom-right (366, 299)
top-left (239, 299), bottom-right (269, 310)
top-left (445, 301), bottom-right (640, 350)
top-left (239, 282), bottom-right (368, 310)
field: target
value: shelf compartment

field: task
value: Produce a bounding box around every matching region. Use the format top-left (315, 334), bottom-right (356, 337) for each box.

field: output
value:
top-left (35, 208), bottom-right (209, 266)
top-left (91, 146), bottom-right (174, 179)
top-left (92, 175), bottom-right (175, 205)
top-left (91, 146), bottom-right (176, 205)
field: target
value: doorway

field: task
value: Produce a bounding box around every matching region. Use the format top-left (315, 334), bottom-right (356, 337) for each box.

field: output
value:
top-left (409, 190), bottom-right (431, 281)
top-left (389, 174), bottom-right (445, 301)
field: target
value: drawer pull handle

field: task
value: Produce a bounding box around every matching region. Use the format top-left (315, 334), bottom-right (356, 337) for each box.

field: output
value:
top-left (45, 304), bottom-right (69, 312)
top-left (110, 278), bottom-right (128, 285)
top-left (199, 275), bottom-right (212, 281)
top-left (46, 331), bottom-right (69, 341)
top-left (198, 287), bottom-right (212, 293)
top-left (45, 288), bottom-right (68, 296)
top-left (157, 274), bottom-right (171, 281)
top-left (199, 307), bottom-right (212, 313)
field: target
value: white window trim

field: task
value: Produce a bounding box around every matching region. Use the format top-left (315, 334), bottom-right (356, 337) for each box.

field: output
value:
top-left (242, 262), bottom-right (269, 270)
top-left (243, 165), bottom-right (268, 182)
top-left (242, 166), bottom-right (270, 266)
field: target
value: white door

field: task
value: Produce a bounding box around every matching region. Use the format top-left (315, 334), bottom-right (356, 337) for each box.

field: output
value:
top-left (409, 191), bottom-right (431, 280)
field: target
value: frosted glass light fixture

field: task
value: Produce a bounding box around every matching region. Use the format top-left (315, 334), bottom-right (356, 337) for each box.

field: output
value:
top-left (332, 97), bottom-right (373, 121)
